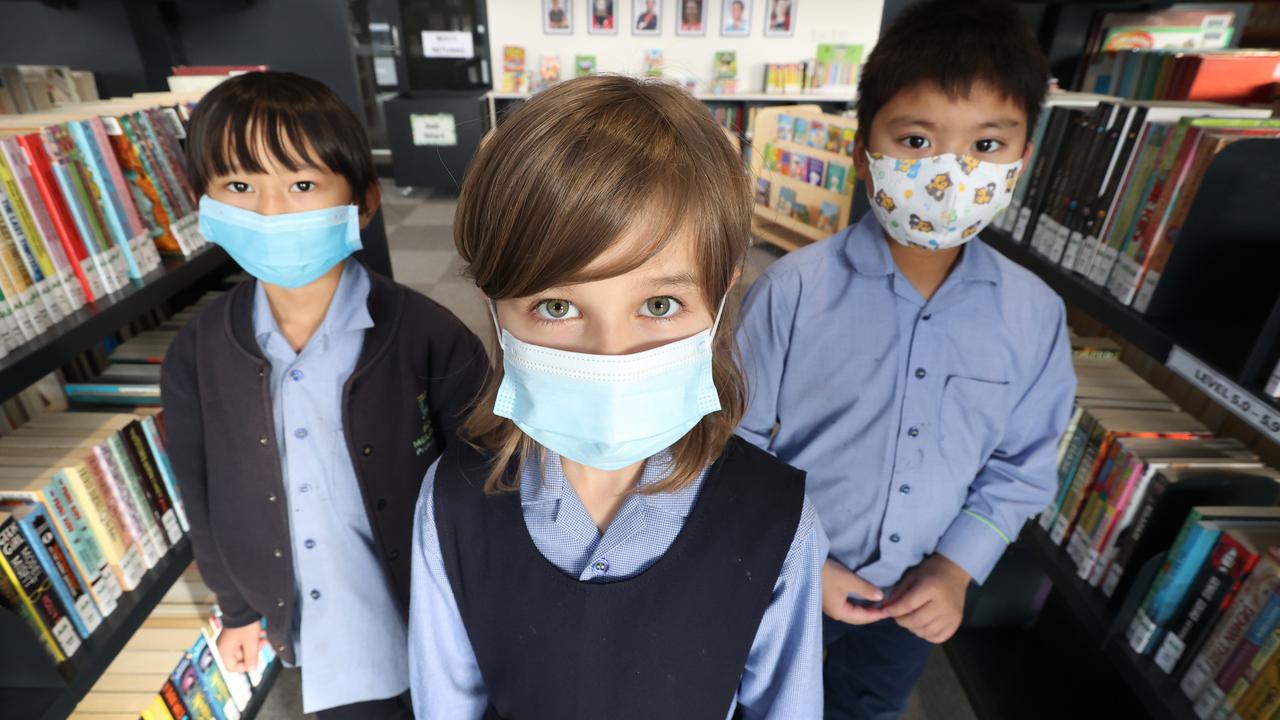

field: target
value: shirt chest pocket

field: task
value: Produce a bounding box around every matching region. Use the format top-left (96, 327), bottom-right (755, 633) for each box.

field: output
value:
top-left (938, 375), bottom-right (1011, 467)
top-left (322, 428), bottom-right (372, 529)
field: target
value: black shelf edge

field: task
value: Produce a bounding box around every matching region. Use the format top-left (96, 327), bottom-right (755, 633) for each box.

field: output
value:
top-left (0, 248), bottom-right (231, 401)
top-left (241, 659), bottom-right (282, 720)
top-left (1021, 525), bottom-right (1199, 720)
top-left (979, 228), bottom-right (1173, 362)
top-left (0, 539), bottom-right (197, 720)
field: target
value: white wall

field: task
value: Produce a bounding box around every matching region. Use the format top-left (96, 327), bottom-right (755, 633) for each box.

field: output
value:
top-left (486, 0), bottom-right (884, 93)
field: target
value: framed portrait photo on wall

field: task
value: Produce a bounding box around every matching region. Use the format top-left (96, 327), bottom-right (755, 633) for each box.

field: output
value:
top-left (589, 0), bottom-right (618, 34)
top-left (544, 0), bottom-right (573, 34)
top-left (633, 0), bottom-right (661, 35)
top-left (676, 0), bottom-right (706, 36)
top-left (764, 0), bottom-right (794, 37)
top-left (720, 0), bottom-right (751, 36)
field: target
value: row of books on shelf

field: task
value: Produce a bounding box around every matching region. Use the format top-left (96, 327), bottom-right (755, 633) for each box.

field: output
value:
top-left (760, 144), bottom-right (850, 193)
top-left (74, 566), bottom-right (275, 720)
top-left (1037, 336), bottom-right (1280, 719)
top-left (991, 91), bottom-right (1276, 312)
top-left (774, 113), bottom-right (857, 158)
top-left (1, 66), bottom-right (100, 116)
top-left (1079, 49), bottom-right (1280, 105)
top-left (0, 89), bottom-right (210, 358)
top-left (0, 406), bottom-right (189, 664)
top-left (753, 179), bottom-right (840, 233)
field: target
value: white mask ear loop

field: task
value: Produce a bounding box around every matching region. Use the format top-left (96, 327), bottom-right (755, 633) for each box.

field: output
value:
top-left (710, 292), bottom-right (729, 340)
top-left (488, 300), bottom-right (506, 352)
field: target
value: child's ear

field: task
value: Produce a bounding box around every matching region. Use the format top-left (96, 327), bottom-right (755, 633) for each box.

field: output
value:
top-left (852, 133), bottom-right (870, 186)
top-left (358, 182), bottom-right (383, 229)
top-left (1020, 141), bottom-right (1035, 169)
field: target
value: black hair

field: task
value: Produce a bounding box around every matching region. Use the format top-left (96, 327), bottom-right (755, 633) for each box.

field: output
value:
top-left (185, 71), bottom-right (377, 210)
top-left (856, 0), bottom-right (1049, 141)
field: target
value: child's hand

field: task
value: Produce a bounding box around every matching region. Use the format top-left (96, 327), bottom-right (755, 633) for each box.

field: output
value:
top-left (217, 621), bottom-right (266, 672)
top-left (882, 554), bottom-right (971, 644)
top-left (822, 559), bottom-right (889, 625)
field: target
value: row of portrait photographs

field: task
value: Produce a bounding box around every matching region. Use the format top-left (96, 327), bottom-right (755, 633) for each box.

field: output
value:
top-left (542, 0), bottom-right (795, 37)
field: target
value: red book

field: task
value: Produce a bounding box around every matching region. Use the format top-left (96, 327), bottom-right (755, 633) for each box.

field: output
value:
top-left (13, 135), bottom-right (96, 302)
top-left (1182, 52), bottom-right (1280, 104)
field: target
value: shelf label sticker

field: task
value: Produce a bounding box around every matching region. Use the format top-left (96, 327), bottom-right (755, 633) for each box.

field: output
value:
top-left (1167, 347), bottom-right (1280, 443)
top-left (1050, 514), bottom-right (1070, 545)
top-left (1133, 269), bottom-right (1160, 313)
top-left (1127, 609), bottom-right (1158, 653)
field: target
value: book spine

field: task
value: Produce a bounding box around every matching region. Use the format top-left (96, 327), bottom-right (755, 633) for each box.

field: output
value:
top-left (193, 635), bottom-right (238, 720)
top-left (1128, 511), bottom-right (1214, 654)
top-left (202, 626), bottom-right (252, 712)
top-left (16, 509), bottom-right (98, 637)
top-left (44, 138), bottom-right (118, 296)
top-left (1156, 532), bottom-right (1260, 674)
top-left (1129, 127), bottom-right (1208, 311)
top-left (16, 135), bottom-right (102, 301)
top-left (44, 471), bottom-right (121, 615)
top-left (0, 138), bottom-right (89, 306)
top-left (1051, 428), bottom-right (1108, 545)
top-left (0, 515), bottom-right (79, 659)
top-left (1197, 593), bottom-right (1280, 719)
top-left (123, 421), bottom-right (182, 545)
top-left (173, 652), bottom-right (219, 720)
top-left (1104, 473), bottom-right (1171, 597)
top-left (100, 438), bottom-right (168, 564)
top-left (1042, 417), bottom-right (1095, 532)
top-left (1232, 636), bottom-right (1280, 720)
top-left (1223, 624), bottom-right (1280, 720)
top-left (89, 118), bottom-right (160, 274)
top-left (0, 189), bottom-right (63, 327)
top-left (60, 461), bottom-right (145, 591)
top-left (142, 415), bottom-right (189, 533)
top-left (0, 145), bottom-right (80, 314)
top-left (0, 526), bottom-right (66, 663)
top-left (0, 154), bottom-right (71, 321)
top-left (0, 203), bottom-right (46, 339)
top-left (160, 677), bottom-right (192, 720)
top-left (102, 116), bottom-right (179, 255)
top-left (88, 445), bottom-right (160, 570)
top-left (68, 121), bottom-right (142, 281)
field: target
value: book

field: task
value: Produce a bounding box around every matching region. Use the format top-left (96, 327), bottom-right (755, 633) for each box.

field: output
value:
top-left (810, 44), bottom-right (862, 93)
top-left (538, 55), bottom-right (561, 90)
top-left (754, 178), bottom-right (771, 207)
top-left (807, 120), bottom-right (825, 149)
top-left (776, 114), bottom-right (794, 142)
top-left (192, 633), bottom-right (240, 720)
top-left (1195, 590), bottom-right (1280, 718)
top-left (1152, 526), bottom-right (1280, 676)
top-left (805, 157), bottom-right (825, 186)
top-left (643, 49), bottom-right (663, 78)
top-left (574, 55), bottom-right (597, 78)
top-left (0, 510), bottom-right (79, 660)
top-left (817, 202), bottom-right (839, 233)
top-left (173, 652), bottom-right (219, 720)
top-left (1128, 508), bottom-right (1280, 656)
top-left (160, 677), bottom-right (192, 720)
top-left (824, 164), bottom-right (848, 194)
top-left (501, 46), bottom-right (528, 94)
top-left (1183, 550), bottom-right (1280, 699)
top-left (776, 187), bottom-right (796, 216)
top-left (712, 52), bottom-right (738, 95)
top-left (10, 501), bottom-right (103, 637)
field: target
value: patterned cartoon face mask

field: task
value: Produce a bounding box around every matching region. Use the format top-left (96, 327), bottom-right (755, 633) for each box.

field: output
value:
top-left (865, 151), bottom-right (1022, 250)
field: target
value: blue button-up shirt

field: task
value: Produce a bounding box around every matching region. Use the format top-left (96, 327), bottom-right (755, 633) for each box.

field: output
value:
top-left (736, 212), bottom-right (1075, 589)
top-left (254, 261), bottom-right (409, 713)
top-left (408, 451), bottom-right (828, 719)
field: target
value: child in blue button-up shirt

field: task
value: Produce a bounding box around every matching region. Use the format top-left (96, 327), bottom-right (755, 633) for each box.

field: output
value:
top-left (736, 1), bottom-right (1077, 716)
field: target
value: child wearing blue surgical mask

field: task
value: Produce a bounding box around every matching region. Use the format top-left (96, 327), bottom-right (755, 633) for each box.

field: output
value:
top-left (160, 71), bottom-right (486, 719)
top-left (407, 75), bottom-right (826, 719)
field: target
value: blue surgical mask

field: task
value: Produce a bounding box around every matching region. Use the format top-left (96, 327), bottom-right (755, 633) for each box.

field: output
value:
top-left (491, 301), bottom-right (725, 471)
top-left (198, 195), bottom-right (363, 288)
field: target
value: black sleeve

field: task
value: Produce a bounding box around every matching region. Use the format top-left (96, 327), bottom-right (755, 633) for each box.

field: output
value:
top-left (424, 301), bottom-right (490, 452)
top-left (160, 322), bottom-right (261, 628)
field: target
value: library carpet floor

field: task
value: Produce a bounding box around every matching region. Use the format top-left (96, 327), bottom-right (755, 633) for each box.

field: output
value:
top-left (251, 180), bottom-right (979, 720)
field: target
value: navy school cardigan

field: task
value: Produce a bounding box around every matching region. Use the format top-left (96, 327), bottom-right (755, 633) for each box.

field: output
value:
top-left (160, 266), bottom-right (488, 663)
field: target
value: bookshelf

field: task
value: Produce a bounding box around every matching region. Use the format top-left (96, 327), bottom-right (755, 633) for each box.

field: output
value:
top-left (1, 543), bottom-right (196, 720)
top-left (0, 248), bottom-right (232, 402)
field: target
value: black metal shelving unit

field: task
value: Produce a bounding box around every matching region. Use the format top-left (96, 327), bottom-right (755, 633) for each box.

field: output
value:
top-left (0, 246), bottom-right (282, 719)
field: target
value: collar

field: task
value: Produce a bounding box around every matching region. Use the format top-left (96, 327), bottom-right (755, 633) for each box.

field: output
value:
top-left (226, 258), bottom-right (401, 371)
top-left (843, 211), bottom-right (1002, 286)
top-left (252, 261), bottom-right (375, 351)
top-left (521, 449), bottom-right (705, 520)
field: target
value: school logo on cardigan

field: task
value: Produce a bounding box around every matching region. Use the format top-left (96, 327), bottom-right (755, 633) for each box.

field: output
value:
top-left (412, 391), bottom-right (434, 456)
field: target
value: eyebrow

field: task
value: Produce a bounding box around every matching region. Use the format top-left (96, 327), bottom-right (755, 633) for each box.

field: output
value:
top-left (883, 117), bottom-right (1023, 132)
top-left (644, 272), bottom-right (701, 289)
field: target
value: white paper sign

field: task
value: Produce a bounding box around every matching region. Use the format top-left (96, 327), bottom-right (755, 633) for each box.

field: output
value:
top-left (1167, 347), bottom-right (1280, 443)
top-left (410, 113), bottom-right (458, 146)
top-left (422, 31), bottom-right (474, 59)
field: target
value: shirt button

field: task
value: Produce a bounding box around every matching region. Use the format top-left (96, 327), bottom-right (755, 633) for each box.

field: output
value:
top-left (259, 436), bottom-right (268, 446)
top-left (294, 428), bottom-right (308, 439)
top-left (389, 548), bottom-right (401, 560)
top-left (362, 444), bottom-right (373, 456)
top-left (289, 368), bottom-right (304, 381)
top-left (305, 539), bottom-right (316, 549)
top-left (907, 426), bottom-right (920, 438)
top-left (300, 484), bottom-right (311, 493)
top-left (890, 533), bottom-right (901, 543)
top-left (900, 485), bottom-right (911, 495)
top-left (276, 598), bottom-right (285, 608)
top-left (310, 589), bottom-right (321, 600)
top-left (915, 367), bottom-right (927, 379)
top-left (922, 314), bottom-right (932, 321)
top-left (593, 559), bottom-right (609, 573)
top-left (272, 548), bottom-right (283, 558)
top-left (376, 498), bottom-right (388, 511)
top-left (268, 494), bottom-right (277, 503)
top-left (276, 644), bottom-right (286, 652)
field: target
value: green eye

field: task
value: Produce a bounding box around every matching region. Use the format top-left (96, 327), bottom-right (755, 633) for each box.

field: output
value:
top-left (536, 299), bottom-right (578, 320)
top-left (641, 296), bottom-right (682, 318)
